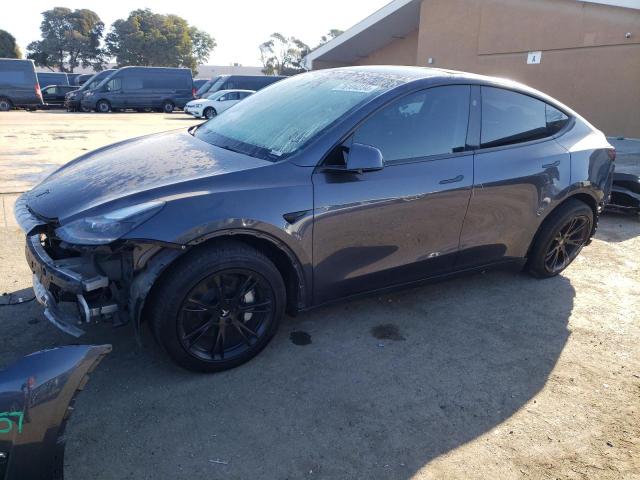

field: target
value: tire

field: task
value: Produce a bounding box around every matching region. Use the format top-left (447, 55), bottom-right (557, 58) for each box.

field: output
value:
top-left (96, 100), bottom-right (111, 113)
top-left (148, 241), bottom-right (286, 373)
top-left (162, 101), bottom-right (175, 113)
top-left (204, 107), bottom-right (216, 119)
top-left (0, 97), bottom-right (12, 111)
top-left (526, 199), bottom-right (593, 278)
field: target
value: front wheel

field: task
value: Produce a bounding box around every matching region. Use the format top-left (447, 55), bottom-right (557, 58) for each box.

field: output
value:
top-left (96, 100), bottom-right (111, 113)
top-left (526, 199), bottom-right (593, 278)
top-left (149, 242), bottom-right (286, 372)
top-left (203, 107), bottom-right (216, 119)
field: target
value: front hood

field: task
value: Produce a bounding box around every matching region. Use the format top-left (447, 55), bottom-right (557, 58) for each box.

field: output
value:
top-left (25, 129), bottom-right (270, 220)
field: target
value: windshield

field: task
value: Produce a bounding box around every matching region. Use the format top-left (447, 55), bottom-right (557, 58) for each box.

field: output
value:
top-left (93, 70), bottom-right (119, 91)
top-left (197, 76), bottom-right (222, 96)
top-left (77, 70), bottom-right (112, 92)
top-left (194, 69), bottom-right (405, 161)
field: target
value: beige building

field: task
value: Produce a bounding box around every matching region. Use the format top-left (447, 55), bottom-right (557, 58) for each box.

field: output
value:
top-left (304, 0), bottom-right (640, 138)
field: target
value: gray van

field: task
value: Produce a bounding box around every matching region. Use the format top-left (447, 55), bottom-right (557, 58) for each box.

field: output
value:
top-left (196, 75), bottom-right (284, 98)
top-left (37, 72), bottom-right (70, 88)
top-left (64, 69), bottom-right (117, 111)
top-left (0, 58), bottom-right (43, 111)
top-left (81, 66), bottom-right (194, 113)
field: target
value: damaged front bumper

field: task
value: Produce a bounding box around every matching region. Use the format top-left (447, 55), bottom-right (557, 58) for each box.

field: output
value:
top-left (26, 234), bottom-right (121, 337)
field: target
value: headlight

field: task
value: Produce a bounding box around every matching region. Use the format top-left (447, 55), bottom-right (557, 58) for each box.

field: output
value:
top-left (55, 201), bottom-right (165, 245)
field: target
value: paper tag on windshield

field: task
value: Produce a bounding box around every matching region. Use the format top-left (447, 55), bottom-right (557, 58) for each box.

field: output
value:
top-left (331, 83), bottom-right (379, 93)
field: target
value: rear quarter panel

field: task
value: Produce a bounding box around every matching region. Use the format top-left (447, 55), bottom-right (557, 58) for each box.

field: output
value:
top-left (556, 121), bottom-right (614, 206)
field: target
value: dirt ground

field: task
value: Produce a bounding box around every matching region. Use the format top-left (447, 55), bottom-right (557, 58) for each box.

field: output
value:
top-left (0, 110), bottom-right (200, 193)
top-left (0, 111), bottom-right (638, 479)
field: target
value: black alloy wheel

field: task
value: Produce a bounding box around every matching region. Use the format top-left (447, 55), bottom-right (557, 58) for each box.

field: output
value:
top-left (177, 269), bottom-right (275, 362)
top-left (527, 198), bottom-right (593, 278)
top-left (204, 107), bottom-right (216, 119)
top-left (543, 215), bottom-right (591, 274)
top-left (149, 241), bottom-right (286, 372)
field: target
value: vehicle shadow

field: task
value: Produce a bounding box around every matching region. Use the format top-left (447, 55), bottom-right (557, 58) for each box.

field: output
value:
top-left (0, 268), bottom-right (567, 479)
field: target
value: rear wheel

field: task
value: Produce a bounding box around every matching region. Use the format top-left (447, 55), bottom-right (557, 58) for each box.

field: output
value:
top-left (149, 242), bottom-right (286, 372)
top-left (96, 100), bottom-right (111, 113)
top-left (162, 100), bottom-right (175, 113)
top-left (526, 199), bottom-right (593, 278)
top-left (0, 97), bottom-right (12, 111)
top-left (203, 107), bottom-right (216, 119)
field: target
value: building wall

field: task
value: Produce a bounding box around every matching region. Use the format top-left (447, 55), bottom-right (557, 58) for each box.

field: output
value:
top-left (414, 0), bottom-right (640, 137)
top-left (317, 0), bottom-right (640, 137)
top-left (354, 29), bottom-right (419, 66)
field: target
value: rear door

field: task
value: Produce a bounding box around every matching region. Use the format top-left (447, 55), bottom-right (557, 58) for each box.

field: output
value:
top-left (312, 85), bottom-right (474, 304)
top-left (457, 86), bottom-right (572, 267)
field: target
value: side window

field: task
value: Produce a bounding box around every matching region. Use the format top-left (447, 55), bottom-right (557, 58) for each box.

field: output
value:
top-left (546, 104), bottom-right (570, 135)
top-left (352, 85), bottom-right (471, 162)
top-left (106, 77), bottom-right (121, 91)
top-left (480, 87), bottom-right (569, 148)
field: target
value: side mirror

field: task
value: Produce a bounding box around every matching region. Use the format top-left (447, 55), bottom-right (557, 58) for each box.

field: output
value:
top-left (345, 143), bottom-right (384, 173)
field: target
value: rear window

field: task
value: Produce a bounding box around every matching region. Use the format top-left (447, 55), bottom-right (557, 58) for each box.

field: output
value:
top-left (480, 87), bottom-right (570, 148)
top-left (0, 70), bottom-right (27, 84)
top-left (0, 61), bottom-right (35, 86)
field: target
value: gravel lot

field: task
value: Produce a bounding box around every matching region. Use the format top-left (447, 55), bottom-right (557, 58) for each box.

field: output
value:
top-left (0, 111), bottom-right (638, 479)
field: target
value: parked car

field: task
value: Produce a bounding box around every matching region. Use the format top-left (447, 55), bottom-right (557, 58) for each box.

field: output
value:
top-left (184, 89), bottom-right (254, 118)
top-left (37, 72), bottom-right (69, 88)
top-left (15, 66), bottom-right (615, 372)
top-left (195, 74), bottom-right (283, 98)
top-left (0, 58), bottom-right (43, 111)
top-left (80, 66), bottom-right (194, 113)
top-left (64, 69), bottom-right (117, 111)
top-left (40, 84), bottom-right (78, 108)
top-left (193, 78), bottom-right (208, 91)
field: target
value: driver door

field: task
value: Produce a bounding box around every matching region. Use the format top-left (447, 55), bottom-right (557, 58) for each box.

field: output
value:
top-left (312, 86), bottom-right (474, 304)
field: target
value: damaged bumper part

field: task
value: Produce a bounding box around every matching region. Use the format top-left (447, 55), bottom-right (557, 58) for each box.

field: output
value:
top-left (26, 234), bottom-right (123, 337)
top-left (0, 345), bottom-right (111, 480)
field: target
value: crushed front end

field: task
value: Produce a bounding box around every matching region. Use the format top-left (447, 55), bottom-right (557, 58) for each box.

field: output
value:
top-left (15, 194), bottom-right (174, 337)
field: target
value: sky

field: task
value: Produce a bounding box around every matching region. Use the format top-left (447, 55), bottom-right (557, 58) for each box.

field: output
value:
top-left (2, 0), bottom-right (391, 66)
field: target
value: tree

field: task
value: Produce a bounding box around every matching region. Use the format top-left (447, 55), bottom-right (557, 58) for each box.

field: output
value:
top-left (0, 30), bottom-right (22, 58)
top-left (26, 8), bottom-right (106, 72)
top-left (319, 29), bottom-right (343, 46)
top-left (105, 9), bottom-right (215, 73)
top-left (259, 33), bottom-right (310, 76)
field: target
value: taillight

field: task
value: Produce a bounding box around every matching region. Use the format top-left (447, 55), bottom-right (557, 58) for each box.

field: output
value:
top-left (192, 88), bottom-right (196, 96)
top-left (35, 83), bottom-right (42, 100)
top-left (607, 149), bottom-right (616, 162)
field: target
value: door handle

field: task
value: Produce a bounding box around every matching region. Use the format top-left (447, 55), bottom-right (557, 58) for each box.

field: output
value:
top-left (439, 174), bottom-right (464, 185)
top-left (542, 160), bottom-right (560, 169)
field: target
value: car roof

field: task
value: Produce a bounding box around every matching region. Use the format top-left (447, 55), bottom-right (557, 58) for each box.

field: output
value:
top-left (333, 65), bottom-right (579, 117)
